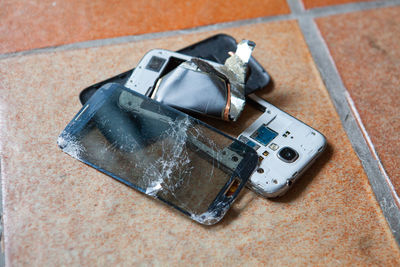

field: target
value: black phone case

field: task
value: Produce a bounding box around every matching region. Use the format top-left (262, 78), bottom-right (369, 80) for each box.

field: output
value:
top-left (79, 34), bottom-right (270, 105)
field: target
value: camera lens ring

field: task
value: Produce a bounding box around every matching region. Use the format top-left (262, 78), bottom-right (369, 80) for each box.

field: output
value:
top-left (277, 147), bottom-right (299, 163)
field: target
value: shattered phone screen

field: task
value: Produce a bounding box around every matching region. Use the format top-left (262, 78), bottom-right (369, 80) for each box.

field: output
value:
top-left (58, 83), bottom-right (257, 224)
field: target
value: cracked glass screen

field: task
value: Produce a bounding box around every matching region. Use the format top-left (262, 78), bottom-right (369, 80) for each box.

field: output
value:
top-left (58, 83), bottom-right (257, 224)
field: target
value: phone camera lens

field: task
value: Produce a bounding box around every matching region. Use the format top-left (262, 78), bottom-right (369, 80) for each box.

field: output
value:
top-left (278, 147), bottom-right (299, 163)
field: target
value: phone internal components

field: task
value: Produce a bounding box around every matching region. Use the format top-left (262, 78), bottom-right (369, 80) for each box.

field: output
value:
top-left (238, 135), bottom-right (260, 150)
top-left (250, 124), bottom-right (278, 146)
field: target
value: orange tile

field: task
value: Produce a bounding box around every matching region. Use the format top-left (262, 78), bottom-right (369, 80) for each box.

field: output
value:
top-left (0, 0), bottom-right (289, 54)
top-left (302, 0), bottom-right (373, 9)
top-left (1, 21), bottom-right (399, 265)
top-left (316, 7), bottom-right (400, 196)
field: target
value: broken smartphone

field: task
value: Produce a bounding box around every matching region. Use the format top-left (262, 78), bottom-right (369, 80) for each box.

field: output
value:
top-left (119, 46), bottom-right (326, 198)
top-left (58, 83), bottom-right (258, 225)
top-left (239, 94), bottom-right (327, 198)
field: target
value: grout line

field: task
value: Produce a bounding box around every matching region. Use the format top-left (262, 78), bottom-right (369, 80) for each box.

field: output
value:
top-left (296, 14), bottom-right (400, 246)
top-left (345, 90), bottom-right (400, 207)
top-left (0, 14), bottom-right (295, 60)
top-left (0, 159), bottom-right (4, 267)
top-left (1, 0), bottom-right (400, 59)
top-left (287, 0), bottom-right (305, 14)
top-left (305, 0), bottom-right (400, 17)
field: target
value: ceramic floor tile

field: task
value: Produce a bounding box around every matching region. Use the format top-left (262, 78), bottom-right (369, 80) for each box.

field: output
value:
top-left (0, 0), bottom-right (289, 54)
top-left (302, 0), bottom-right (373, 9)
top-left (1, 21), bottom-right (399, 265)
top-left (316, 6), bottom-right (400, 197)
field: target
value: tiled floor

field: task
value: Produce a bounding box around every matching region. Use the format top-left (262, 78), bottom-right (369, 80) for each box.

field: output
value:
top-left (1, 0), bottom-right (399, 265)
top-left (0, 0), bottom-right (289, 54)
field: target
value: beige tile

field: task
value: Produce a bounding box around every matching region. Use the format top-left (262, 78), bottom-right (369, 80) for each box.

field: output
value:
top-left (317, 6), bottom-right (400, 197)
